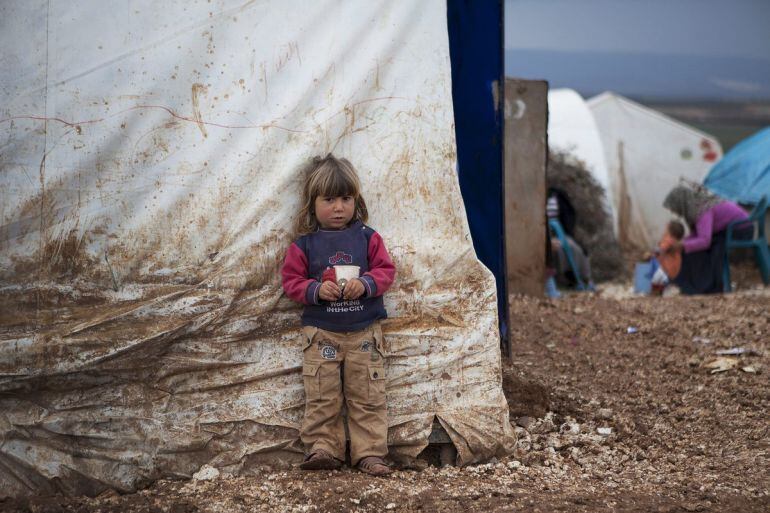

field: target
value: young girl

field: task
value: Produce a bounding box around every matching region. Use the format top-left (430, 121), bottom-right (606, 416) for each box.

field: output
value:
top-left (281, 154), bottom-right (396, 476)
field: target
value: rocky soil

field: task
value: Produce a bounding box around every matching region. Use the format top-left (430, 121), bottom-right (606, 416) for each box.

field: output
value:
top-left (2, 280), bottom-right (768, 512)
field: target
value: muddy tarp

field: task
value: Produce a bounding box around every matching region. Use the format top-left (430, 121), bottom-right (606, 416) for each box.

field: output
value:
top-left (0, 0), bottom-right (515, 498)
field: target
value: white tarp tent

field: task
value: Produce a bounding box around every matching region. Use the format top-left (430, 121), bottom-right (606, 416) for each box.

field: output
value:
top-left (587, 92), bottom-right (723, 250)
top-left (0, 0), bottom-right (515, 498)
top-left (547, 88), bottom-right (617, 233)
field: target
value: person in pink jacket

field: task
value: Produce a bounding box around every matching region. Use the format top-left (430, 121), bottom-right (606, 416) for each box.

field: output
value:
top-left (663, 184), bottom-right (749, 294)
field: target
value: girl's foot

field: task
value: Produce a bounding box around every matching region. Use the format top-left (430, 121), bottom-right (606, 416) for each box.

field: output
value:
top-left (299, 449), bottom-right (342, 470)
top-left (357, 456), bottom-right (392, 476)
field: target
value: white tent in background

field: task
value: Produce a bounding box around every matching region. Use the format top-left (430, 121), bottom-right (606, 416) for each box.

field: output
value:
top-left (547, 89), bottom-right (618, 233)
top-left (587, 92), bottom-right (722, 250)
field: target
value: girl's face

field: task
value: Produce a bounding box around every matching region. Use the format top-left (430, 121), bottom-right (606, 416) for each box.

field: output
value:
top-left (314, 194), bottom-right (355, 229)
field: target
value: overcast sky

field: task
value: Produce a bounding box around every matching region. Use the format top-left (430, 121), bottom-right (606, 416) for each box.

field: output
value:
top-left (504, 0), bottom-right (770, 99)
top-left (505, 0), bottom-right (770, 60)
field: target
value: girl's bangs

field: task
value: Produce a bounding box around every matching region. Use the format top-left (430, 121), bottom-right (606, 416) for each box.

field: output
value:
top-left (316, 168), bottom-right (358, 198)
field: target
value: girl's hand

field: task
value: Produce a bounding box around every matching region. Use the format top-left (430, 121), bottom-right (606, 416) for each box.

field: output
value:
top-left (343, 278), bottom-right (365, 300)
top-left (319, 280), bottom-right (341, 302)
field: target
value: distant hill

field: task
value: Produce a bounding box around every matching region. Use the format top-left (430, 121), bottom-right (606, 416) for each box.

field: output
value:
top-left (505, 49), bottom-right (770, 101)
top-left (642, 99), bottom-right (770, 151)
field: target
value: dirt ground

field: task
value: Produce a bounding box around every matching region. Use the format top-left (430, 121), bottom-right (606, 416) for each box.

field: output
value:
top-left (2, 271), bottom-right (768, 513)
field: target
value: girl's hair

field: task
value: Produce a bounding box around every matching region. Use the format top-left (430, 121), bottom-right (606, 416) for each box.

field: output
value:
top-left (294, 154), bottom-right (369, 234)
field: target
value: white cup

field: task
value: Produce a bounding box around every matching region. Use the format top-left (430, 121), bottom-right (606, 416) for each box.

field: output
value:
top-left (333, 265), bottom-right (360, 288)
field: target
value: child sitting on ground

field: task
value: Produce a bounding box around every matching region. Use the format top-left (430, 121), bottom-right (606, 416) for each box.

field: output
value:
top-left (651, 220), bottom-right (685, 291)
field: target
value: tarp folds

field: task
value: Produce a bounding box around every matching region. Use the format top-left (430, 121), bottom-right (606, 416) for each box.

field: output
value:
top-left (0, 0), bottom-right (514, 498)
top-left (705, 127), bottom-right (770, 205)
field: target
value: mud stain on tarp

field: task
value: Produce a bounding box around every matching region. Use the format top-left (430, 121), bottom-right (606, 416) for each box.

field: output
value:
top-left (41, 229), bottom-right (98, 279)
top-left (38, 152), bottom-right (46, 233)
top-left (0, 246), bottom-right (507, 496)
top-left (260, 62), bottom-right (268, 103)
top-left (6, 190), bottom-right (107, 286)
top-left (191, 83), bottom-right (208, 139)
top-left (274, 41), bottom-right (300, 72)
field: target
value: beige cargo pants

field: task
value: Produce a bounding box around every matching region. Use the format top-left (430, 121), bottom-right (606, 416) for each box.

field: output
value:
top-left (300, 322), bottom-right (387, 466)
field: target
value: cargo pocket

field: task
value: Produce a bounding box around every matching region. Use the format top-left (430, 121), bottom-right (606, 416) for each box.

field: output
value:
top-left (302, 363), bottom-right (320, 402)
top-left (367, 365), bottom-right (386, 402)
top-left (371, 322), bottom-right (388, 357)
top-left (301, 326), bottom-right (318, 352)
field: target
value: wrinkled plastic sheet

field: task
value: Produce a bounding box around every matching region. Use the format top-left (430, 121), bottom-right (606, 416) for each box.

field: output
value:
top-left (0, 0), bottom-right (515, 498)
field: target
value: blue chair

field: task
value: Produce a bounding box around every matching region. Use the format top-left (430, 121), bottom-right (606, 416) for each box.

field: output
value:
top-left (548, 218), bottom-right (587, 291)
top-left (723, 196), bottom-right (770, 292)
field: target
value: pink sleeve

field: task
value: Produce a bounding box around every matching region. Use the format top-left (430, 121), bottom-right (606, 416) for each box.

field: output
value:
top-left (359, 232), bottom-right (396, 297)
top-left (683, 210), bottom-right (714, 253)
top-left (281, 243), bottom-right (320, 305)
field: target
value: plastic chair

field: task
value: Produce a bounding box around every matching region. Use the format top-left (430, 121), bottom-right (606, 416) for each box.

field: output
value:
top-left (723, 196), bottom-right (770, 292)
top-left (548, 218), bottom-right (586, 291)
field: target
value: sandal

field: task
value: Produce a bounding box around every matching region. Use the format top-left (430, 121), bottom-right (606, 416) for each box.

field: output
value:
top-left (357, 456), bottom-right (392, 476)
top-left (299, 449), bottom-right (343, 470)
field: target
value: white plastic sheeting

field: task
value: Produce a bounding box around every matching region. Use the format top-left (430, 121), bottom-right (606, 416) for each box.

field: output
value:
top-left (548, 90), bottom-right (613, 199)
top-left (588, 92), bottom-right (723, 250)
top-left (0, 0), bottom-right (515, 498)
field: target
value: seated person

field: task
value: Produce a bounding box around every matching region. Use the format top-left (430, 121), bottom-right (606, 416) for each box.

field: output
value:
top-left (547, 191), bottom-right (594, 290)
top-left (662, 184), bottom-right (750, 294)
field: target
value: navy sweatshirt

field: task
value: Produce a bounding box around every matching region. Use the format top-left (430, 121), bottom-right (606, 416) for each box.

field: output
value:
top-left (281, 221), bottom-right (396, 332)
